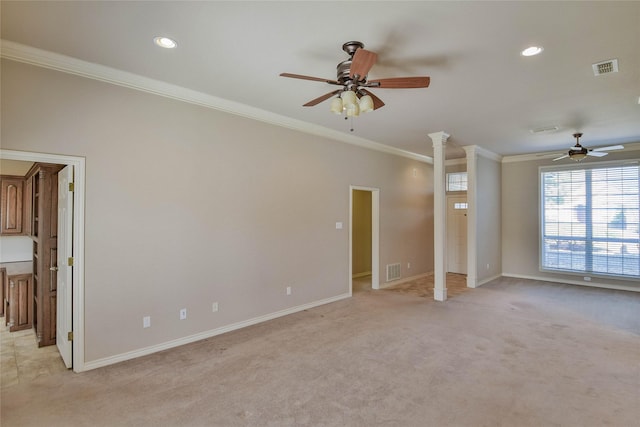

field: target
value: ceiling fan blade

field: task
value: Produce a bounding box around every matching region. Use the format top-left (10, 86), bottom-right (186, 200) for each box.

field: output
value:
top-left (350, 49), bottom-right (378, 79)
top-left (303, 90), bottom-right (342, 107)
top-left (280, 73), bottom-right (339, 85)
top-left (588, 151), bottom-right (608, 157)
top-left (553, 154), bottom-right (569, 161)
top-left (592, 145), bottom-right (624, 151)
top-left (360, 89), bottom-right (385, 110)
top-left (368, 77), bottom-right (431, 89)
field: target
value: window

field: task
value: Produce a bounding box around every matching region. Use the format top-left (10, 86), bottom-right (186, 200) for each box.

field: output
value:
top-left (540, 161), bottom-right (640, 279)
top-left (447, 172), bottom-right (467, 192)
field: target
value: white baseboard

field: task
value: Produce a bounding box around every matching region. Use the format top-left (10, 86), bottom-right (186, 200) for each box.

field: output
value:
top-left (476, 273), bottom-right (502, 287)
top-left (501, 273), bottom-right (640, 293)
top-left (82, 292), bottom-right (351, 372)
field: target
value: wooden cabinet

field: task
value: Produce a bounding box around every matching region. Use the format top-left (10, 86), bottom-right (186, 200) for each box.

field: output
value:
top-left (1, 176), bottom-right (26, 235)
top-left (26, 164), bottom-right (62, 347)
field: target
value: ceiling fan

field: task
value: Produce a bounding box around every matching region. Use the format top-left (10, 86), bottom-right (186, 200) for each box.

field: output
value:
top-left (553, 133), bottom-right (624, 161)
top-left (280, 41), bottom-right (430, 116)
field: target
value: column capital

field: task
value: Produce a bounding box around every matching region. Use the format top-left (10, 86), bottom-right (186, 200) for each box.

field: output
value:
top-left (428, 131), bottom-right (450, 147)
top-left (463, 145), bottom-right (477, 156)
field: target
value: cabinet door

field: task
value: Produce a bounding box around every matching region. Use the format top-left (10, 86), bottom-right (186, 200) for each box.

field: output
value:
top-left (1, 177), bottom-right (25, 235)
top-left (8, 274), bottom-right (33, 332)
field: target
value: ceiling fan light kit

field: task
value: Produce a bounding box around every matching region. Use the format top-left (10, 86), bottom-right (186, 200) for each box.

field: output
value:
top-left (280, 41), bottom-right (430, 121)
top-left (553, 133), bottom-right (624, 162)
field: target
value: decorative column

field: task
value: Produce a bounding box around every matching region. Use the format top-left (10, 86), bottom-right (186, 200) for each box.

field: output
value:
top-left (429, 131), bottom-right (449, 301)
top-left (463, 145), bottom-right (478, 288)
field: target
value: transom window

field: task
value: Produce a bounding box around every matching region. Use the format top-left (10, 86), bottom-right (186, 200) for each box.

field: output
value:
top-left (540, 161), bottom-right (640, 279)
top-left (447, 172), bottom-right (467, 192)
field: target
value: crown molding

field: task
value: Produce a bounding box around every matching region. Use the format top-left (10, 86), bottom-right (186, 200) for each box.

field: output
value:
top-left (0, 39), bottom-right (432, 164)
top-left (445, 158), bottom-right (466, 166)
top-left (462, 145), bottom-right (502, 163)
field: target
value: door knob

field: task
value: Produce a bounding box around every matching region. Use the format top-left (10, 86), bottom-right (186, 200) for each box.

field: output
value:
top-left (50, 266), bottom-right (58, 271)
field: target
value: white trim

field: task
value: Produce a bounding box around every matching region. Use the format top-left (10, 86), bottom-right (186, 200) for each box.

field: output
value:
top-left (476, 273), bottom-right (502, 287)
top-left (502, 273), bottom-right (640, 293)
top-left (0, 149), bottom-right (86, 373)
top-left (349, 186), bottom-right (380, 293)
top-left (474, 146), bottom-right (502, 162)
top-left (429, 131), bottom-right (450, 301)
top-left (446, 194), bottom-right (468, 274)
top-left (83, 292), bottom-right (351, 371)
top-left (0, 39), bottom-right (432, 164)
top-left (502, 152), bottom-right (563, 164)
top-left (445, 158), bottom-right (467, 166)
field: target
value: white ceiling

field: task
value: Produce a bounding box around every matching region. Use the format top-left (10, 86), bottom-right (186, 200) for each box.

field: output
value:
top-left (2, 1), bottom-right (640, 159)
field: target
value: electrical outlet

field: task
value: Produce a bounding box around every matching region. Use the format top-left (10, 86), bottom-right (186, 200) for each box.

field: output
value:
top-left (143, 316), bottom-right (151, 328)
top-left (584, 276), bottom-right (592, 282)
top-left (286, 286), bottom-right (292, 295)
top-left (212, 302), bottom-right (219, 312)
top-left (179, 308), bottom-right (187, 320)
top-left (407, 262), bottom-right (411, 269)
top-left (486, 264), bottom-right (490, 270)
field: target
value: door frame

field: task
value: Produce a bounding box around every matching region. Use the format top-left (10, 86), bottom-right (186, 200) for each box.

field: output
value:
top-left (446, 194), bottom-right (468, 274)
top-left (1, 149), bottom-right (86, 373)
top-left (349, 186), bottom-right (380, 293)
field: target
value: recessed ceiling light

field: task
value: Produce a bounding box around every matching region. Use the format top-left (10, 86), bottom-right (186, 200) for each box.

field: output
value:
top-left (521, 46), bottom-right (543, 57)
top-left (153, 36), bottom-right (177, 49)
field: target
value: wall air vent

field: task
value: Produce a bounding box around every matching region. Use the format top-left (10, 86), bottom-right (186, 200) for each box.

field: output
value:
top-left (386, 263), bottom-right (401, 282)
top-left (592, 59), bottom-right (618, 76)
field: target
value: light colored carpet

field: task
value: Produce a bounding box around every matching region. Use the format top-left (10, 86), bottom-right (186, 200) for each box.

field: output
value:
top-left (2, 277), bottom-right (639, 426)
top-left (383, 272), bottom-right (470, 298)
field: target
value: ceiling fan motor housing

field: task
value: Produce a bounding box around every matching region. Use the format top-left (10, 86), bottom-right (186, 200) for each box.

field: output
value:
top-left (569, 146), bottom-right (589, 160)
top-left (342, 41), bottom-right (364, 55)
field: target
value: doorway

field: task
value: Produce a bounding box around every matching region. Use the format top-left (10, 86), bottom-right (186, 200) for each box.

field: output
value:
top-left (0, 149), bottom-right (85, 373)
top-left (447, 195), bottom-right (467, 274)
top-left (349, 186), bottom-right (379, 293)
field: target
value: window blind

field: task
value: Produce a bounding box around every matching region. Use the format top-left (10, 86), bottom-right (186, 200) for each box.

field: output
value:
top-left (540, 162), bottom-right (640, 279)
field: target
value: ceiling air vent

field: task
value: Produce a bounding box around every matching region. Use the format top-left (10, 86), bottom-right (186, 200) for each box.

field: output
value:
top-left (592, 59), bottom-right (618, 76)
top-left (530, 126), bottom-right (559, 134)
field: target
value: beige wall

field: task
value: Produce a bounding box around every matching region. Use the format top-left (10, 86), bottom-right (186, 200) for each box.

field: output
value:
top-left (502, 150), bottom-right (639, 290)
top-left (352, 190), bottom-right (372, 276)
top-left (1, 59), bottom-right (434, 362)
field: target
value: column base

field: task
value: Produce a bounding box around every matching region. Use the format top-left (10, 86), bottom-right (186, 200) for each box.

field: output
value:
top-left (434, 287), bottom-right (447, 301)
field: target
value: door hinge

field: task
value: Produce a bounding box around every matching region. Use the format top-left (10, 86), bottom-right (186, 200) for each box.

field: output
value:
top-left (68, 182), bottom-right (74, 192)
top-left (68, 257), bottom-right (74, 266)
top-left (68, 331), bottom-right (74, 341)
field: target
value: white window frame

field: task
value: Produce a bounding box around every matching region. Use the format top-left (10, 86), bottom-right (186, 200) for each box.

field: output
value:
top-left (539, 159), bottom-right (640, 280)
